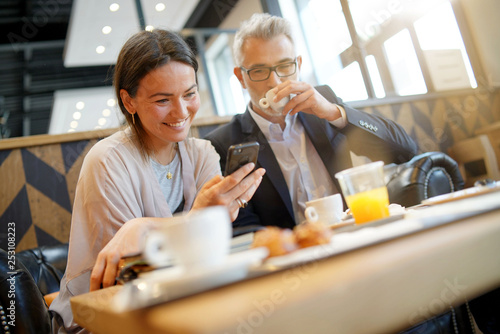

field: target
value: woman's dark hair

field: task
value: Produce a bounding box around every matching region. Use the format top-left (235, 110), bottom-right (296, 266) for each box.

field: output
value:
top-left (114, 29), bottom-right (198, 157)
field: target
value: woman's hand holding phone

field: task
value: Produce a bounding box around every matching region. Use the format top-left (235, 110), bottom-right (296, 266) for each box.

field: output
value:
top-left (224, 142), bottom-right (260, 176)
top-left (193, 143), bottom-right (265, 221)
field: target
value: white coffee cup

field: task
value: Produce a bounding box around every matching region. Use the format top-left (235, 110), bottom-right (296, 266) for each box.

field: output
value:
top-left (143, 206), bottom-right (231, 268)
top-left (259, 88), bottom-right (290, 116)
top-left (304, 194), bottom-right (344, 225)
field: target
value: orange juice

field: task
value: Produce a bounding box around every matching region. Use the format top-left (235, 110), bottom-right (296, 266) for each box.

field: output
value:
top-left (346, 186), bottom-right (390, 224)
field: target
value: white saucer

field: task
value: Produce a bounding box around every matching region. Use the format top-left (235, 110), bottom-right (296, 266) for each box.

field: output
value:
top-left (113, 247), bottom-right (268, 311)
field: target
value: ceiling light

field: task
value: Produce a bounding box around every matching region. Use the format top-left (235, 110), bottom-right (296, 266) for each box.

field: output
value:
top-left (65, 0), bottom-right (198, 67)
top-left (102, 26), bottom-right (112, 34)
top-left (155, 3), bottom-right (166, 12)
top-left (146, 25), bottom-right (154, 31)
top-left (68, 129), bottom-right (75, 133)
top-left (102, 109), bottom-right (111, 117)
top-left (109, 3), bottom-right (120, 12)
top-left (98, 118), bottom-right (107, 126)
top-left (50, 87), bottom-right (124, 135)
top-left (73, 111), bottom-right (82, 120)
top-left (107, 98), bottom-right (116, 107)
top-left (70, 120), bottom-right (78, 129)
top-left (76, 101), bottom-right (85, 110)
top-left (96, 46), bottom-right (106, 54)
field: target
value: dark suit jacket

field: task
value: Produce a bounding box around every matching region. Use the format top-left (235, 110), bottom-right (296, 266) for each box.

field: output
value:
top-left (205, 85), bottom-right (418, 229)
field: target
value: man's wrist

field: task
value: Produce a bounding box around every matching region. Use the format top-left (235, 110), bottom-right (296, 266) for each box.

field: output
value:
top-left (329, 104), bottom-right (347, 128)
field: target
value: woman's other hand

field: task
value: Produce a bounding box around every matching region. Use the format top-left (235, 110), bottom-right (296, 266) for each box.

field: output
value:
top-left (89, 218), bottom-right (154, 291)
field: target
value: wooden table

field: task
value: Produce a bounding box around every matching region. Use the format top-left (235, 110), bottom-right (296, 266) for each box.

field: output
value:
top-left (71, 192), bottom-right (500, 334)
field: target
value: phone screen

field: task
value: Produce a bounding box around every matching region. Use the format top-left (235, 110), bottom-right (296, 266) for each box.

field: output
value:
top-left (224, 142), bottom-right (260, 176)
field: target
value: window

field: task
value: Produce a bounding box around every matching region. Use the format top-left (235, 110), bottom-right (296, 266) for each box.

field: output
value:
top-left (365, 55), bottom-right (385, 98)
top-left (296, 0), bottom-right (368, 101)
top-left (290, 0), bottom-right (478, 102)
top-left (384, 29), bottom-right (427, 96)
top-left (413, 1), bottom-right (477, 91)
top-left (202, 0), bottom-right (480, 117)
top-left (205, 33), bottom-right (247, 117)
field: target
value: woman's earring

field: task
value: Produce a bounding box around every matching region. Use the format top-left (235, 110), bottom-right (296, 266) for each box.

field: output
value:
top-left (132, 113), bottom-right (135, 125)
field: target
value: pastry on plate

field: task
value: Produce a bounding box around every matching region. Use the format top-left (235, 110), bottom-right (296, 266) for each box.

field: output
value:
top-left (251, 226), bottom-right (298, 258)
top-left (294, 221), bottom-right (332, 249)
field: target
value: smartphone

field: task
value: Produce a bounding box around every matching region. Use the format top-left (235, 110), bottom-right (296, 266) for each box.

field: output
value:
top-left (224, 141), bottom-right (260, 176)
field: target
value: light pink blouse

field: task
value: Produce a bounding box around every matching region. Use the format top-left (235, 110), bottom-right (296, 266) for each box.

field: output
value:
top-left (50, 128), bottom-right (221, 333)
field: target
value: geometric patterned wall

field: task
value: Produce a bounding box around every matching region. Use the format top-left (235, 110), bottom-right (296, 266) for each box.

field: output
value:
top-left (0, 88), bottom-right (499, 252)
top-left (359, 89), bottom-right (500, 154)
top-left (0, 139), bottom-right (98, 252)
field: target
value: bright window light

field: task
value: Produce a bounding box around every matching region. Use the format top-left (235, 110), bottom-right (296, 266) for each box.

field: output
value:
top-left (230, 75), bottom-right (246, 114)
top-left (349, 0), bottom-right (398, 42)
top-left (384, 29), bottom-right (427, 96)
top-left (366, 55), bottom-right (386, 98)
top-left (146, 25), bottom-right (154, 31)
top-left (296, 0), bottom-right (355, 99)
top-left (327, 62), bottom-right (368, 101)
top-left (414, 1), bottom-right (477, 89)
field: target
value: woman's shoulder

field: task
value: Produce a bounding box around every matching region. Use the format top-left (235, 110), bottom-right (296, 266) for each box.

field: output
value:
top-left (84, 128), bottom-right (141, 166)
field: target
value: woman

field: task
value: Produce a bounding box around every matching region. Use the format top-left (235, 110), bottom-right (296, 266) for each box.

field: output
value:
top-left (50, 29), bottom-right (265, 333)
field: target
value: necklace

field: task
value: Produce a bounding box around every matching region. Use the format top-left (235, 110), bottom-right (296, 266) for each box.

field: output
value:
top-left (166, 165), bottom-right (173, 180)
top-left (153, 143), bottom-right (178, 180)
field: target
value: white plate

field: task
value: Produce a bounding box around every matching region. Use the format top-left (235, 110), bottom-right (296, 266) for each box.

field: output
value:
top-left (261, 191), bottom-right (500, 270)
top-left (260, 217), bottom-right (421, 270)
top-left (252, 207), bottom-right (409, 271)
top-left (113, 247), bottom-right (269, 311)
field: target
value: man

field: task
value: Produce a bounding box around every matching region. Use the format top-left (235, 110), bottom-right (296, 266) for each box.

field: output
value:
top-left (205, 13), bottom-right (418, 229)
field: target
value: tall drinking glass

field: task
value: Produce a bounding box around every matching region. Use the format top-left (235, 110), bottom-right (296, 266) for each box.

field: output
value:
top-left (335, 161), bottom-right (390, 224)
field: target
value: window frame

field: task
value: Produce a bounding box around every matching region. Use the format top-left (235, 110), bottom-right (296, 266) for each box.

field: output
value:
top-left (288, 0), bottom-right (486, 106)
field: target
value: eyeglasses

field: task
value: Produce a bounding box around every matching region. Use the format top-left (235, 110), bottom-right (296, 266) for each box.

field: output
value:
top-left (240, 59), bottom-right (297, 82)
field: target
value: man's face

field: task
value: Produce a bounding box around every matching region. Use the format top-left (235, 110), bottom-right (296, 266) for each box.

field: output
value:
top-left (234, 34), bottom-right (301, 121)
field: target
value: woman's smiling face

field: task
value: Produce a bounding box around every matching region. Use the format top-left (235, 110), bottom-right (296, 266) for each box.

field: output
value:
top-left (124, 60), bottom-right (200, 149)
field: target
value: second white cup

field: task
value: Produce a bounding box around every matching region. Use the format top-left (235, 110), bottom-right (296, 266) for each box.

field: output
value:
top-left (304, 193), bottom-right (344, 225)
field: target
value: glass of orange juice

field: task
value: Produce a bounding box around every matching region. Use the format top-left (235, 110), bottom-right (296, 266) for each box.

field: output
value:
top-left (335, 161), bottom-right (390, 224)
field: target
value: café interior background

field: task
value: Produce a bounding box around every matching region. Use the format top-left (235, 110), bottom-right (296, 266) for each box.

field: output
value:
top-left (0, 0), bottom-right (499, 251)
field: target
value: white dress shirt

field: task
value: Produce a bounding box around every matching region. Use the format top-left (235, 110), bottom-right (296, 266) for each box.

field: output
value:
top-left (249, 105), bottom-right (347, 224)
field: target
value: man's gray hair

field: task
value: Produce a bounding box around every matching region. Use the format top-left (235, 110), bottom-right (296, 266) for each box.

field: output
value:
top-left (233, 13), bottom-right (295, 66)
